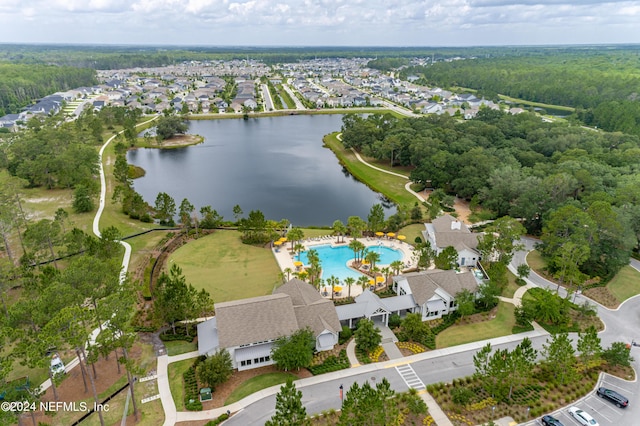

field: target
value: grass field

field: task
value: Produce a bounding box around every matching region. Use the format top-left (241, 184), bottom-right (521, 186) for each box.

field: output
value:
top-left (168, 358), bottom-right (194, 411)
top-left (165, 340), bottom-right (198, 356)
top-left (398, 223), bottom-right (425, 245)
top-left (608, 265), bottom-right (640, 303)
top-left (526, 250), bottom-right (547, 272)
top-left (502, 270), bottom-right (521, 299)
top-left (168, 230), bottom-right (281, 302)
top-left (435, 302), bottom-right (516, 348)
top-left (323, 133), bottom-right (416, 209)
top-left (224, 372), bottom-right (297, 405)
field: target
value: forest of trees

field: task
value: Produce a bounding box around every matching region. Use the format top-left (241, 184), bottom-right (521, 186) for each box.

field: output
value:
top-left (400, 50), bottom-right (640, 135)
top-left (0, 63), bottom-right (96, 116)
top-left (341, 111), bottom-right (640, 281)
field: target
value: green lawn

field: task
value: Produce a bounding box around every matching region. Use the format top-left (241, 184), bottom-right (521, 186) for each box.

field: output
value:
top-left (608, 265), bottom-right (640, 302)
top-left (435, 302), bottom-right (516, 348)
top-left (526, 250), bottom-right (547, 272)
top-left (165, 340), bottom-right (198, 356)
top-left (168, 358), bottom-right (194, 411)
top-left (224, 372), bottom-right (297, 405)
top-left (398, 223), bottom-right (426, 245)
top-left (168, 230), bottom-right (281, 302)
top-left (323, 133), bottom-right (417, 209)
top-left (502, 270), bottom-right (521, 299)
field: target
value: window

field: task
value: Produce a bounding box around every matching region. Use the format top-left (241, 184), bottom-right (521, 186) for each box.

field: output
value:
top-left (240, 360), bottom-right (247, 367)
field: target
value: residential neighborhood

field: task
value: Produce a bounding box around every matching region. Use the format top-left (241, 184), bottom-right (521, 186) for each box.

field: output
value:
top-left (1, 56), bottom-right (527, 131)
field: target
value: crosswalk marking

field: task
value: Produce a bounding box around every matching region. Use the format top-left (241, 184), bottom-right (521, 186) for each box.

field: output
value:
top-left (395, 364), bottom-right (425, 391)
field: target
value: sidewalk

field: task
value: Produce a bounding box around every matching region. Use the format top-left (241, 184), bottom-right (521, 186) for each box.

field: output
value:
top-left (154, 326), bottom-right (549, 425)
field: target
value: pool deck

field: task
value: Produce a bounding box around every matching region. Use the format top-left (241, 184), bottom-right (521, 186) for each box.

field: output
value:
top-left (271, 235), bottom-right (416, 299)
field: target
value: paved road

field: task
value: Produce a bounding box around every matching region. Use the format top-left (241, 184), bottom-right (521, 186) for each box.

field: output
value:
top-left (260, 84), bottom-right (275, 111)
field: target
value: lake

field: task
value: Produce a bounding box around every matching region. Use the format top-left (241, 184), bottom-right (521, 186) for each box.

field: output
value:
top-left (127, 114), bottom-right (395, 226)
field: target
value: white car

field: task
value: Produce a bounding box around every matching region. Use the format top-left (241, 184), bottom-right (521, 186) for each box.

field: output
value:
top-left (568, 406), bottom-right (599, 426)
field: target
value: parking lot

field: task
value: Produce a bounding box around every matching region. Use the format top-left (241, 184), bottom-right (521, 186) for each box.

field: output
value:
top-left (522, 374), bottom-right (637, 426)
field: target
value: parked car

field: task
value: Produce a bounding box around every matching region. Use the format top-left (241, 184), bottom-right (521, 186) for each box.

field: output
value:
top-left (597, 386), bottom-right (629, 408)
top-left (541, 414), bottom-right (564, 426)
top-left (569, 406), bottom-right (599, 426)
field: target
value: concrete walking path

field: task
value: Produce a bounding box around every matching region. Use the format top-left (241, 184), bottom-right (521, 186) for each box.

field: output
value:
top-left (420, 391), bottom-right (454, 426)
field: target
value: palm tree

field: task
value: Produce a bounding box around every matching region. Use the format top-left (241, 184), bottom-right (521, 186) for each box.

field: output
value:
top-left (357, 275), bottom-right (370, 293)
top-left (390, 260), bottom-right (404, 278)
top-left (344, 276), bottom-right (356, 298)
top-left (348, 240), bottom-right (365, 264)
top-left (332, 220), bottom-right (347, 244)
top-left (364, 250), bottom-right (381, 270)
top-left (283, 267), bottom-right (293, 282)
top-left (381, 266), bottom-right (391, 288)
top-left (287, 227), bottom-right (305, 251)
top-left (327, 275), bottom-right (339, 300)
top-left (293, 243), bottom-right (305, 259)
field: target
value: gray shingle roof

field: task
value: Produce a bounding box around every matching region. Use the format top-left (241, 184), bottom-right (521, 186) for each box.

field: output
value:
top-left (403, 269), bottom-right (478, 305)
top-left (215, 294), bottom-right (299, 348)
top-left (431, 214), bottom-right (479, 251)
top-left (276, 279), bottom-right (341, 335)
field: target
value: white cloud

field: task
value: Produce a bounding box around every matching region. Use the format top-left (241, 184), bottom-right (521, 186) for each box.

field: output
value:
top-left (0, 0), bottom-right (638, 45)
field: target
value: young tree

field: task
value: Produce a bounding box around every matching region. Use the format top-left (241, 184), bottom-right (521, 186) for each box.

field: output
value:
top-left (197, 349), bottom-right (233, 390)
top-left (271, 328), bottom-right (315, 371)
top-left (73, 184), bottom-right (95, 213)
top-left (154, 192), bottom-right (176, 226)
top-left (347, 216), bottom-right (367, 239)
top-left (542, 332), bottom-right (577, 384)
top-left (179, 198), bottom-right (195, 231)
top-left (456, 289), bottom-right (476, 319)
top-left (265, 378), bottom-right (309, 426)
top-left (434, 246), bottom-right (458, 270)
top-left (367, 204), bottom-right (386, 234)
top-left (602, 342), bottom-right (634, 367)
top-left (401, 313), bottom-right (431, 343)
top-left (339, 378), bottom-right (399, 426)
top-left (199, 205), bottom-right (223, 229)
top-left (354, 318), bottom-right (382, 354)
top-left (364, 250), bottom-right (381, 270)
top-left (505, 337), bottom-right (537, 400)
top-left (577, 325), bottom-right (602, 368)
top-left (154, 264), bottom-right (199, 334)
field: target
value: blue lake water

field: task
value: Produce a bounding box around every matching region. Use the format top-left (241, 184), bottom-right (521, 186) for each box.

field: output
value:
top-left (128, 115), bottom-right (395, 226)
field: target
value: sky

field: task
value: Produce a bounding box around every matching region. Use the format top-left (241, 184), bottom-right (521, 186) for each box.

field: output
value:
top-left (0, 0), bottom-right (639, 47)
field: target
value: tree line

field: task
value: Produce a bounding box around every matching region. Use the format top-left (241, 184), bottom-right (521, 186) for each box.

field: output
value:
top-left (400, 50), bottom-right (640, 135)
top-left (341, 111), bottom-right (640, 282)
top-left (0, 63), bottom-right (96, 116)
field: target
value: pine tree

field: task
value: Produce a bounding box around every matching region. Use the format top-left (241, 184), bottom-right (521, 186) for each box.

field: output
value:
top-left (265, 379), bottom-right (308, 426)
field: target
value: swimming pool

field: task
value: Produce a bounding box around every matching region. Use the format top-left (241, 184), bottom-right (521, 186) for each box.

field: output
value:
top-left (298, 244), bottom-right (403, 282)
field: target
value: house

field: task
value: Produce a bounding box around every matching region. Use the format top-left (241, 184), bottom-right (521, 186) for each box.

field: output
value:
top-left (336, 269), bottom-right (481, 326)
top-left (422, 214), bottom-right (481, 267)
top-left (197, 279), bottom-right (340, 371)
top-left (393, 269), bottom-right (480, 320)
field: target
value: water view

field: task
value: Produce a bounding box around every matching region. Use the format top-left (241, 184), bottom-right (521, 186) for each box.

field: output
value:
top-left (128, 115), bottom-right (395, 226)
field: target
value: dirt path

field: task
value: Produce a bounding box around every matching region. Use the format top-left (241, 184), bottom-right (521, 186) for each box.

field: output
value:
top-left (415, 190), bottom-right (472, 224)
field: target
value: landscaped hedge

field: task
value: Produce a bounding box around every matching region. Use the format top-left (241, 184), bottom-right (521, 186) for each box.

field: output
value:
top-left (183, 357), bottom-right (206, 411)
top-left (205, 412), bottom-right (230, 425)
top-left (308, 349), bottom-right (350, 375)
top-left (160, 324), bottom-right (197, 342)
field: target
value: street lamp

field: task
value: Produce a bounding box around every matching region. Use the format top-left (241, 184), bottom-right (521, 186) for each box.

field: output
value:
top-left (339, 384), bottom-right (343, 405)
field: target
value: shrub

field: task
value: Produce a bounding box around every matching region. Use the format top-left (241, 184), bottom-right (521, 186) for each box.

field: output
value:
top-left (388, 313), bottom-right (402, 329)
top-left (205, 413), bottom-right (230, 425)
top-left (338, 325), bottom-right (352, 344)
top-left (451, 386), bottom-right (474, 405)
top-left (308, 350), bottom-right (350, 375)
